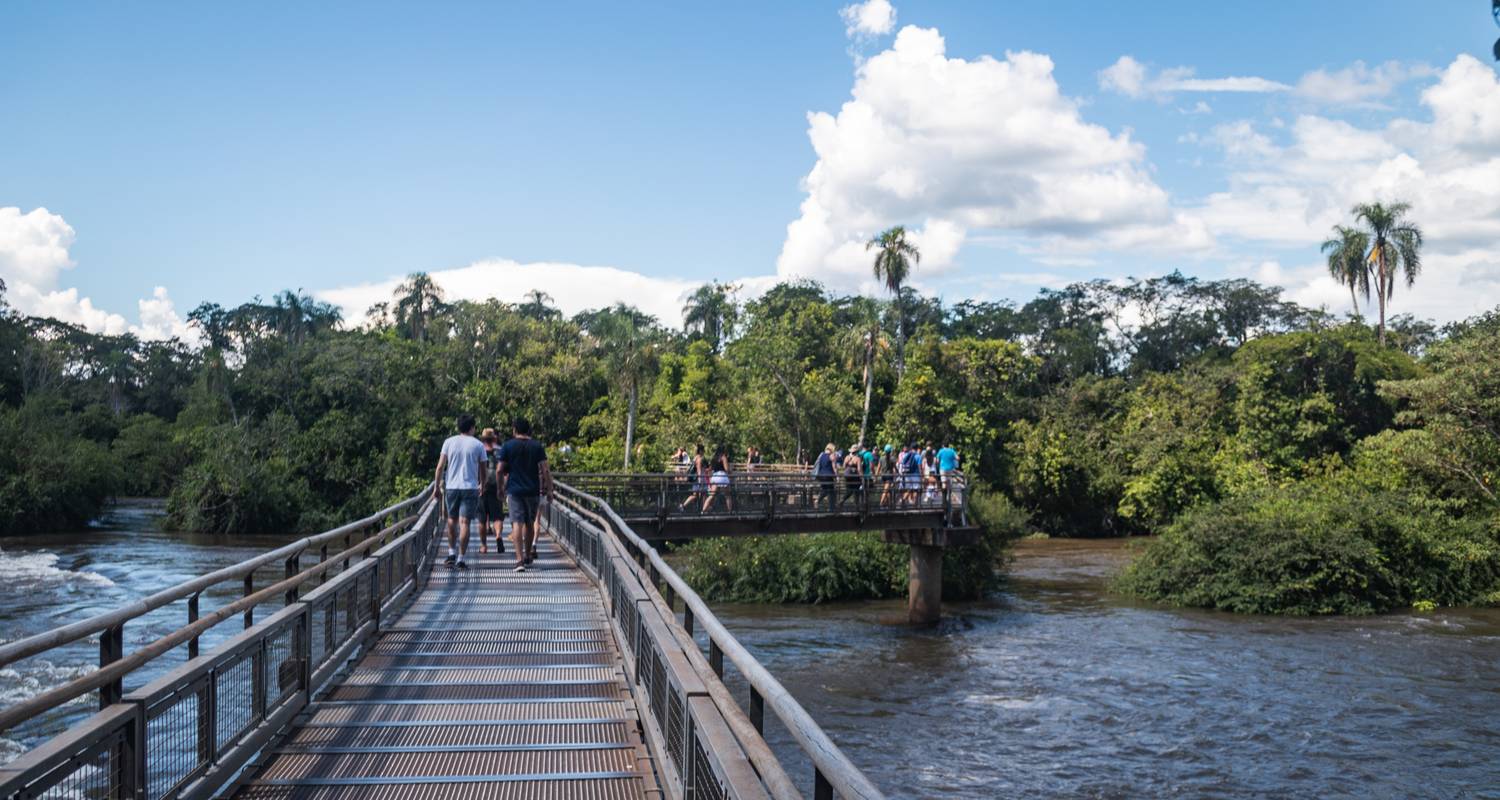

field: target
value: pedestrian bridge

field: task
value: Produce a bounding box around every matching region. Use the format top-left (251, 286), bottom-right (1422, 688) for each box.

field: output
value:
top-left (556, 472), bottom-right (971, 540)
top-left (0, 478), bottom-right (895, 800)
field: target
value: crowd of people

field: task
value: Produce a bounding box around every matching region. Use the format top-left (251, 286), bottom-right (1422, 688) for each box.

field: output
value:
top-left (666, 441), bottom-right (964, 512)
top-left (434, 414), bottom-right (553, 572)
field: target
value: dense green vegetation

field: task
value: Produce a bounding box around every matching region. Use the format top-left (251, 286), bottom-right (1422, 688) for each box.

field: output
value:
top-left (3, 230), bottom-right (1498, 614)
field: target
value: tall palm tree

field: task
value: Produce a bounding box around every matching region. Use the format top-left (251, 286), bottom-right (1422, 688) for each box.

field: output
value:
top-left (520, 289), bottom-right (559, 321)
top-left (682, 282), bottom-right (738, 353)
top-left (584, 304), bottom-right (659, 469)
top-left (1350, 201), bottom-right (1423, 345)
top-left (393, 273), bottom-right (447, 342)
top-left (867, 226), bottom-right (920, 375)
top-left (1320, 225), bottom-right (1371, 319)
top-left (840, 296), bottom-right (888, 447)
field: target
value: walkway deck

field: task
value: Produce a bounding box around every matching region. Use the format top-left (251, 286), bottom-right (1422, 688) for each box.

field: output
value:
top-left (230, 535), bottom-right (659, 800)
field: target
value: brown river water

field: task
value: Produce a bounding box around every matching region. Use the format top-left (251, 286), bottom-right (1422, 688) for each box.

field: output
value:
top-left (2, 509), bottom-right (1498, 798)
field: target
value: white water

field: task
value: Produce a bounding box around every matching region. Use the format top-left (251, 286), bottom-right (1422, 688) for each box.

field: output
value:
top-left (0, 548), bottom-right (114, 592)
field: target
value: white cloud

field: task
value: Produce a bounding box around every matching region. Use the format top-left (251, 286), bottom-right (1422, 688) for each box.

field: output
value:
top-left (0, 206), bottom-right (192, 339)
top-left (132, 286), bottom-right (195, 341)
top-left (0, 207), bottom-right (76, 290)
top-left (1099, 56), bottom-right (1291, 100)
top-left (840, 0), bottom-right (896, 38)
top-left (1295, 60), bottom-right (1433, 107)
top-left (777, 26), bottom-right (1212, 292)
top-left (316, 258), bottom-right (703, 329)
top-left (1193, 55), bottom-right (1500, 322)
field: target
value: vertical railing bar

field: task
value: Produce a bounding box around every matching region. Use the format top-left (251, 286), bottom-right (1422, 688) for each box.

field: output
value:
top-left (748, 686), bottom-right (764, 734)
top-left (98, 623), bottom-right (123, 710)
top-left (815, 769), bottom-right (834, 800)
top-left (187, 592), bottom-right (201, 660)
top-left (708, 640), bottom-right (724, 678)
top-left (283, 553), bottom-right (300, 605)
top-left (242, 573), bottom-right (254, 629)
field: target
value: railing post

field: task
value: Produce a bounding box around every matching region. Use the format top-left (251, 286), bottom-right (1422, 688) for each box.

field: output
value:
top-left (319, 544), bottom-right (329, 585)
top-left (708, 640), bottom-right (724, 678)
top-left (296, 605), bottom-right (311, 704)
top-left (683, 606), bottom-right (694, 637)
top-left (187, 592), bottom-right (201, 660)
top-left (815, 769), bottom-right (834, 800)
top-left (748, 686), bottom-right (764, 734)
top-left (284, 553), bottom-right (300, 605)
top-left (98, 623), bottom-right (123, 709)
top-left (124, 701), bottom-right (145, 800)
top-left (243, 573), bottom-right (255, 629)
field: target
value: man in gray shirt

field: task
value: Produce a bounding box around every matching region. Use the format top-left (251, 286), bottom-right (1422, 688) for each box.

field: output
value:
top-left (434, 413), bottom-right (487, 571)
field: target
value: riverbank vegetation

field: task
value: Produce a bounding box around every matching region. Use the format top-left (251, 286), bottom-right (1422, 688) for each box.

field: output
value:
top-left (3, 202), bottom-right (1498, 612)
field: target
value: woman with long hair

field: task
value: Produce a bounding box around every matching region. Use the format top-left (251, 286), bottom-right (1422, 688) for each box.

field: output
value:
top-left (703, 447), bottom-right (734, 512)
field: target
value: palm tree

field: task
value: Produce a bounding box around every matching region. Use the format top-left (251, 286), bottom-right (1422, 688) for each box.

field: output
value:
top-left (840, 296), bottom-right (888, 447)
top-left (583, 304), bottom-right (659, 469)
top-left (682, 282), bottom-right (738, 353)
top-left (392, 273), bottom-right (447, 342)
top-left (1350, 202), bottom-right (1423, 345)
top-left (867, 226), bottom-right (920, 375)
top-left (1320, 225), bottom-right (1371, 319)
top-left (520, 289), bottom-right (559, 321)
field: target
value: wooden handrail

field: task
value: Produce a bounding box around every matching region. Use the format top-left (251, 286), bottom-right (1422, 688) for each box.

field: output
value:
top-left (0, 511), bottom-right (421, 733)
top-left (0, 484), bottom-right (431, 671)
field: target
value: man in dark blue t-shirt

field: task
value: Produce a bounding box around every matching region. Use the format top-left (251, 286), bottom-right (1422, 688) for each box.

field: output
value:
top-left (497, 417), bottom-right (553, 572)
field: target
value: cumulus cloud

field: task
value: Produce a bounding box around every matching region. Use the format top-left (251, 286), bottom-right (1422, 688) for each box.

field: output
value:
top-left (316, 258), bottom-right (703, 329)
top-left (0, 206), bottom-right (191, 339)
top-left (777, 26), bottom-right (1212, 291)
top-left (1193, 55), bottom-right (1500, 321)
top-left (840, 0), bottom-right (896, 38)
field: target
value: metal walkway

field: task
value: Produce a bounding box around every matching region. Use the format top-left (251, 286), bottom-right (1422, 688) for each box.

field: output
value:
top-left (231, 536), bottom-right (659, 799)
top-left (0, 482), bottom-right (886, 800)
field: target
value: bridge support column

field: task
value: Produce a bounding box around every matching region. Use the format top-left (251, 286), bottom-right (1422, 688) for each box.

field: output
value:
top-left (907, 544), bottom-right (943, 625)
top-left (884, 526), bottom-right (980, 626)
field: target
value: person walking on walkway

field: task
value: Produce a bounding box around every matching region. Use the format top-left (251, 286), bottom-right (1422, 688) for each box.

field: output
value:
top-left (497, 417), bottom-right (553, 573)
top-left (678, 445), bottom-right (708, 511)
top-left (434, 413), bottom-right (487, 571)
top-left (479, 428), bottom-right (505, 555)
top-left (840, 443), bottom-right (865, 507)
top-left (875, 444), bottom-right (895, 506)
top-left (898, 443), bottom-right (921, 507)
top-left (813, 443), bottom-right (837, 511)
top-left (703, 447), bottom-right (735, 512)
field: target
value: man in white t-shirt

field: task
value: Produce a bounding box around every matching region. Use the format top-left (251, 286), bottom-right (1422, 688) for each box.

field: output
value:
top-left (434, 413), bottom-right (488, 571)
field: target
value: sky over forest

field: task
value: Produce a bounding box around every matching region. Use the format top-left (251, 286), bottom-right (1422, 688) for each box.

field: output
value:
top-left (2, 1), bottom-right (1498, 336)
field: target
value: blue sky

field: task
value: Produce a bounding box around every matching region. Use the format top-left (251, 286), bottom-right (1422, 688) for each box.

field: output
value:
top-left (1, 1), bottom-right (1497, 335)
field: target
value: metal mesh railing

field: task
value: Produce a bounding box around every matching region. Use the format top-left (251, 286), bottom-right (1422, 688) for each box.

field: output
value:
top-left (0, 492), bottom-right (441, 800)
top-left (545, 484), bottom-right (885, 800)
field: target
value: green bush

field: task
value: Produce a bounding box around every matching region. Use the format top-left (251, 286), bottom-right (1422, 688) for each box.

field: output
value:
top-left (1116, 479), bottom-right (1500, 615)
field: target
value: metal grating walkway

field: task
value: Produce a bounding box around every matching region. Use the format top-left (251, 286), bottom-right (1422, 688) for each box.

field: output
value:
top-left (230, 535), bottom-right (658, 800)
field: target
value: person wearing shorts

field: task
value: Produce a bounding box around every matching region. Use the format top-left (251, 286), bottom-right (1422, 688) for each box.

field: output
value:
top-left (497, 417), bottom-right (553, 572)
top-left (479, 429), bottom-right (505, 554)
top-left (434, 414), bottom-right (488, 571)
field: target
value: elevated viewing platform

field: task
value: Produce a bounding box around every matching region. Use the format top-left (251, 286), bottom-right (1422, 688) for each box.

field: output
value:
top-left (557, 472), bottom-right (973, 541)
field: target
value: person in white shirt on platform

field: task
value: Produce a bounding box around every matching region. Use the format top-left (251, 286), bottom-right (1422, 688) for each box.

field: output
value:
top-left (434, 413), bottom-right (487, 571)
